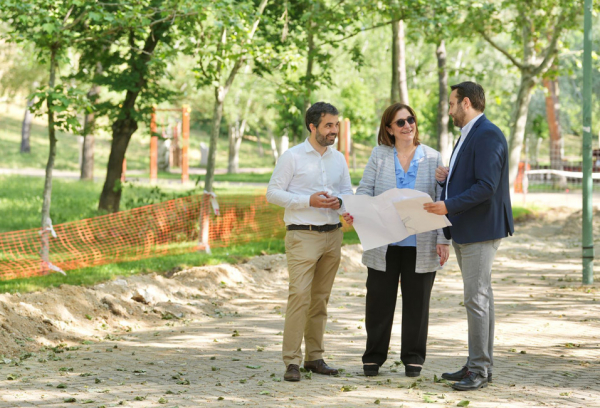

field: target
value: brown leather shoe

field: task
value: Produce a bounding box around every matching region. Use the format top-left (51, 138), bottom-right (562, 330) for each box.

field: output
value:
top-left (284, 364), bottom-right (301, 382)
top-left (304, 359), bottom-right (339, 375)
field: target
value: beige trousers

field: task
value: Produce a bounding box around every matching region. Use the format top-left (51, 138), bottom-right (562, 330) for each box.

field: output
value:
top-left (282, 228), bottom-right (343, 366)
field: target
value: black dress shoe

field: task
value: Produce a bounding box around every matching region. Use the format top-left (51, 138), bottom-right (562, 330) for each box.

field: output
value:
top-left (405, 365), bottom-right (422, 377)
top-left (303, 359), bottom-right (339, 375)
top-left (363, 364), bottom-right (379, 376)
top-left (442, 367), bottom-right (493, 383)
top-left (452, 371), bottom-right (488, 391)
top-left (284, 364), bottom-right (301, 382)
top-left (441, 366), bottom-right (468, 381)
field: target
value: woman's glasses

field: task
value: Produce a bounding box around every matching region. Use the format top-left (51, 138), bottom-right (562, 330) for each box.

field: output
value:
top-left (392, 116), bottom-right (416, 128)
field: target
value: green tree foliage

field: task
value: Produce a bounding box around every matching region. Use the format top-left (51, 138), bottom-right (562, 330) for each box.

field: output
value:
top-left (191, 0), bottom-right (269, 193)
top-left (75, 0), bottom-right (209, 212)
top-left (0, 0), bottom-right (115, 271)
top-left (340, 79), bottom-right (376, 143)
top-left (469, 0), bottom-right (583, 186)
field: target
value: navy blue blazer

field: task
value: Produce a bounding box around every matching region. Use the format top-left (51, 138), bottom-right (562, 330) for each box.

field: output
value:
top-left (441, 114), bottom-right (514, 244)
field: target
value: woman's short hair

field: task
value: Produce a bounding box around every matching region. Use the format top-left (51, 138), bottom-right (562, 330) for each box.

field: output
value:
top-left (377, 103), bottom-right (420, 147)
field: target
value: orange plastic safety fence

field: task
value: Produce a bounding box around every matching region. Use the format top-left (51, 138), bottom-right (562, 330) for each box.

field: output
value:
top-left (0, 194), bottom-right (286, 281)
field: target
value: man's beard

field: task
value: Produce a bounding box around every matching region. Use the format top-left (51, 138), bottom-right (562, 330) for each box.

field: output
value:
top-left (451, 104), bottom-right (466, 128)
top-left (316, 129), bottom-right (336, 146)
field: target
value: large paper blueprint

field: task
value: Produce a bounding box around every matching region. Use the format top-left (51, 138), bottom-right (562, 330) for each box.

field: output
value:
top-left (341, 188), bottom-right (451, 251)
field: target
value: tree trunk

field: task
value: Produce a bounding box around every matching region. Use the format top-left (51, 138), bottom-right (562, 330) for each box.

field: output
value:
top-left (227, 123), bottom-right (244, 174)
top-left (303, 26), bottom-right (315, 140)
top-left (269, 128), bottom-right (279, 164)
top-left (80, 86), bottom-right (99, 181)
top-left (80, 133), bottom-right (95, 180)
top-left (478, 10), bottom-right (562, 188)
top-left (99, 117), bottom-right (138, 212)
top-left (81, 63), bottom-right (102, 181)
top-left (435, 40), bottom-right (451, 164)
top-left (20, 97), bottom-right (34, 153)
top-left (98, 22), bottom-right (169, 212)
top-left (507, 74), bottom-right (536, 188)
top-left (40, 49), bottom-right (58, 273)
top-left (256, 132), bottom-right (264, 157)
top-left (228, 92), bottom-right (251, 174)
top-left (543, 77), bottom-right (566, 188)
top-left (203, 0), bottom-right (268, 192)
top-left (205, 87), bottom-right (227, 192)
top-left (391, 19), bottom-right (409, 104)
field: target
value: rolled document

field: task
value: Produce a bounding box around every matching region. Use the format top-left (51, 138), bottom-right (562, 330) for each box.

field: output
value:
top-left (341, 188), bottom-right (451, 251)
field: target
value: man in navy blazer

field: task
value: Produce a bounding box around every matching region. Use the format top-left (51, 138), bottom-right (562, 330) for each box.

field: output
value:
top-left (424, 82), bottom-right (514, 391)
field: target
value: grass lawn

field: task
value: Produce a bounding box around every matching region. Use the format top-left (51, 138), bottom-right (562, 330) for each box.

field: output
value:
top-left (0, 175), bottom-right (261, 233)
top-left (0, 102), bottom-right (540, 293)
top-left (0, 172), bottom-right (534, 294)
top-left (0, 105), bottom-right (373, 177)
top-left (0, 106), bottom-right (278, 173)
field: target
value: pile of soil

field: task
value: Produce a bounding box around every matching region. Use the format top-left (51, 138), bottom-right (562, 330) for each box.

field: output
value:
top-left (0, 245), bottom-right (366, 359)
top-left (0, 253), bottom-right (289, 358)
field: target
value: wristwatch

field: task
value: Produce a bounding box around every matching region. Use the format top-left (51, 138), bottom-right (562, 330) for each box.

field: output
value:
top-left (337, 197), bottom-right (343, 207)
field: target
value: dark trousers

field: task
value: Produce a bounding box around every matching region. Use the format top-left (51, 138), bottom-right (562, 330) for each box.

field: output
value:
top-left (362, 246), bottom-right (436, 367)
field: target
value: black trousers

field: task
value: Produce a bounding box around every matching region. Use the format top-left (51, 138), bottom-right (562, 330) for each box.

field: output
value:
top-left (362, 246), bottom-right (436, 367)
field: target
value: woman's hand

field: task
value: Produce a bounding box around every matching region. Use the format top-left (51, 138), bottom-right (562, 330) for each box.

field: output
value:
top-left (437, 244), bottom-right (450, 266)
top-left (342, 212), bottom-right (354, 226)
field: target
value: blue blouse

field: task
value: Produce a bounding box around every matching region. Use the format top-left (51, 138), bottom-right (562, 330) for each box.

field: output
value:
top-left (390, 145), bottom-right (424, 247)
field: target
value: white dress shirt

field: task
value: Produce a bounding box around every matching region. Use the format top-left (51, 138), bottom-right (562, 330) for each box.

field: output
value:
top-left (266, 138), bottom-right (354, 226)
top-left (446, 113), bottom-right (484, 199)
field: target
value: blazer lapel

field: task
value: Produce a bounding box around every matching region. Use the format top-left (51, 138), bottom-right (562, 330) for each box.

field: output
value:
top-left (448, 114), bottom-right (487, 184)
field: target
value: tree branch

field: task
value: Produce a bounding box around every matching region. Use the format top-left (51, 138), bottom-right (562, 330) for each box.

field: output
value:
top-left (197, 56), bottom-right (210, 79)
top-left (149, 10), bottom-right (200, 27)
top-left (223, 59), bottom-right (244, 94)
top-left (248, 0), bottom-right (269, 40)
top-left (96, 39), bottom-right (153, 55)
top-left (318, 19), bottom-right (394, 47)
top-left (531, 12), bottom-right (565, 77)
top-left (329, 0), bottom-right (347, 13)
top-left (63, 9), bottom-right (88, 31)
top-left (62, 5), bottom-right (75, 25)
top-left (478, 29), bottom-right (526, 70)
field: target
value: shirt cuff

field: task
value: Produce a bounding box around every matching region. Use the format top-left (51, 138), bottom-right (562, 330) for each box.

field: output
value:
top-left (301, 195), bottom-right (311, 209)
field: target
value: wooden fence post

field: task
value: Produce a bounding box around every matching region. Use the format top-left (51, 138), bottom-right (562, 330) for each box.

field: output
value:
top-left (121, 158), bottom-right (127, 183)
top-left (150, 108), bottom-right (158, 184)
top-left (182, 105), bottom-right (190, 184)
top-left (199, 192), bottom-right (211, 253)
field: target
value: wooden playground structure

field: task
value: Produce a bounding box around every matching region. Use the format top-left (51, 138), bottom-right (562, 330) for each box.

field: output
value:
top-left (121, 105), bottom-right (191, 184)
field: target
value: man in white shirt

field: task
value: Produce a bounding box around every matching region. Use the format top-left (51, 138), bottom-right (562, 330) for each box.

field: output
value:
top-left (266, 102), bottom-right (354, 382)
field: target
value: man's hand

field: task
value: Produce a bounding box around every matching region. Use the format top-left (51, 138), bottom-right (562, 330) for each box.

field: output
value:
top-left (309, 191), bottom-right (339, 208)
top-left (423, 201), bottom-right (448, 215)
top-left (342, 212), bottom-right (354, 226)
top-left (437, 244), bottom-right (450, 266)
top-left (436, 165), bottom-right (449, 183)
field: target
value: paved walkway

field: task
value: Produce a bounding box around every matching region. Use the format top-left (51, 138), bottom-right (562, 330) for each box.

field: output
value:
top-left (1, 217), bottom-right (599, 407)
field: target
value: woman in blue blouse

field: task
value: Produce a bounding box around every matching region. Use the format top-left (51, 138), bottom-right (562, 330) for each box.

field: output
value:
top-left (352, 103), bottom-right (450, 377)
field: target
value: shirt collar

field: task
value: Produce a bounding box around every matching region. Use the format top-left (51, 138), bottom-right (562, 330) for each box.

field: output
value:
top-left (393, 144), bottom-right (424, 163)
top-left (460, 113), bottom-right (484, 138)
top-left (304, 137), bottom-right (332, 156)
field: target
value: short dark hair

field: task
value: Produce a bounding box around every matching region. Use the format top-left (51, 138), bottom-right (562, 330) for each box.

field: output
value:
top-left (378, 103), bottom-right (420, 147)
top-left (305, 102), bottom-right (339, 131)
top-left (450, 81), bottom-right (486, 112)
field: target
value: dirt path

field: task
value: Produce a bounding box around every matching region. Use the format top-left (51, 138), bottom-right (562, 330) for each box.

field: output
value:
top-left (1, 208), bottom-right (599, 407)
